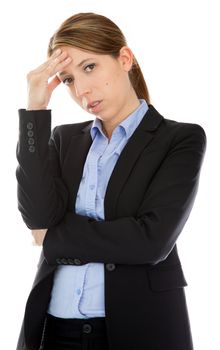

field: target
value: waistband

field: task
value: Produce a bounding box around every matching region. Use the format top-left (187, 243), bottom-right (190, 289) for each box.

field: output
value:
top-left (45, 313), bottom-right (107, 337)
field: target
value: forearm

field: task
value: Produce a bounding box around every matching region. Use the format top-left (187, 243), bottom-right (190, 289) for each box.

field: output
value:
top-left (16, 109), bottom-right (68, 229)
top-left (42, 198), bottom-right (195, 266)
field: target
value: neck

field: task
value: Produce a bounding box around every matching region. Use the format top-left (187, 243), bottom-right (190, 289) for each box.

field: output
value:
top-left (101, 92), bottom-right (140, 140)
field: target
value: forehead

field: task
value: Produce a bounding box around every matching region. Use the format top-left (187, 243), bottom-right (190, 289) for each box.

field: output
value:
top-left (62, 46), bottom-right (100, 62)
top-left (57, 46), bottom-right (118, 76)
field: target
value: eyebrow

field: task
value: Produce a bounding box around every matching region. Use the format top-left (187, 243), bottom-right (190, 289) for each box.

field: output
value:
top-left (59, 58), bottom-right (95, 76)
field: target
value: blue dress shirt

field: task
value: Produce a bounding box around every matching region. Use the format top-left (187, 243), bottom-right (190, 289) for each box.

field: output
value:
top-left (47, 99), bottom-right (149, 318)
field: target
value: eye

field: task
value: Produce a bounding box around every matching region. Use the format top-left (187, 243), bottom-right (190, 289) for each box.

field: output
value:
top-left (62, 77), bottom-right (74, 85)
top-left (84, 63), bottom-right (96, 72)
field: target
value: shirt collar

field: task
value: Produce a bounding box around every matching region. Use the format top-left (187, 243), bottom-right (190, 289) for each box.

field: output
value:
top-left (90, 99), bottom-right (148, 141)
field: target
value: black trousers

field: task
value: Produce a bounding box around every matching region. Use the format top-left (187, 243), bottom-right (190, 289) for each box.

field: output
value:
top-left (41, 314), bottom-right (109, 350)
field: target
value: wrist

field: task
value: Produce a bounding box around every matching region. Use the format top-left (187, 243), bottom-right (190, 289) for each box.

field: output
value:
top-left (27, 106), bottom-right (47, 110)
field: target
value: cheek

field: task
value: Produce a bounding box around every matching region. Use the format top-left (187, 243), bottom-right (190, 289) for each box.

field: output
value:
top-left (103, 71), bottom-right (121, 91)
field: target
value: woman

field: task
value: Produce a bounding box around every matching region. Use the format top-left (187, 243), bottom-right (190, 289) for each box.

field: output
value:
top-left (16, 12), bottom-right (206, 350)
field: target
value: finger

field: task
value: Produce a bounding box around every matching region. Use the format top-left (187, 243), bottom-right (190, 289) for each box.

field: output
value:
top-left (48, 75), bottom-right (61, 94)
top-left (46, 56), bottom-right (72, 77)
top-left (32, 50), bottom-right (68, 75)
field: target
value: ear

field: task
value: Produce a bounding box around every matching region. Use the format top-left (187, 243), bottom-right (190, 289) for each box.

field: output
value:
top-left (118, 46), bottom-right (134, 72)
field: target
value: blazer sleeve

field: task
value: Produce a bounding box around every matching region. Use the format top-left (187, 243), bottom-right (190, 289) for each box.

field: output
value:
top-left (42, 123), bottom-right (207, 266)
top-left (16, 109), bottom-right (69, 229)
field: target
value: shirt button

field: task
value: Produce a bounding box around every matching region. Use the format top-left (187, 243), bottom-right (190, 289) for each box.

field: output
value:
top-left (89, 185), bottom-right (95, 190)
top-left (76, 288), bottom-right (81, 295)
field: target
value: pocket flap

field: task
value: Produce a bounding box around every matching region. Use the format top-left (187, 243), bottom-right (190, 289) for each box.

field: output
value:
top-left (147, 265), bottom-right (187, 292)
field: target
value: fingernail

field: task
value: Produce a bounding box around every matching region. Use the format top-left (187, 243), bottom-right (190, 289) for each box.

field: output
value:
top-left (55, 48), bottom-right (61, 55)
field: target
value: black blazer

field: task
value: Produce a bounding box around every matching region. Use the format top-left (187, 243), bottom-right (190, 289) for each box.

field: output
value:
top-left (16, 105), bottom-right (206, 350)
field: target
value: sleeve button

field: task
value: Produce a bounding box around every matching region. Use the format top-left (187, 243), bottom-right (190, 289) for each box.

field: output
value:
top-left (28, 138), bottom-right (35, 145)
top-left (67, 258), bottom-right (74, 265)
top-left (60, 258), bottom-right (68, 265)
top-left (74, 258), bottom-right (82, 265)
top-left (27, 122), bottom-right (34, 130)
top-left (28, 145), bottom-right (35, 152)
top-left (27, 130), bottom-right (34, 137)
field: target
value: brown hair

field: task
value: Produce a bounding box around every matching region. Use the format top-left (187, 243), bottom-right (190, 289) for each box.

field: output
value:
top-left (48, 12), bottom-right (150, 103)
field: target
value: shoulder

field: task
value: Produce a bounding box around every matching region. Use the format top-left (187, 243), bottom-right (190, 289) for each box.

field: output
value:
top-left (49, 119), bottom-right (93, 155)
top-left (164, 118), bottom-right (206, 150)
top-left (52, 119), bottom-right (93, 138)
top-left (164, 118), bottom-right (206, 138)
top-left (50, 119), bottom-right (93, 146)
top-left (149, 105), bottom-right (207, 150)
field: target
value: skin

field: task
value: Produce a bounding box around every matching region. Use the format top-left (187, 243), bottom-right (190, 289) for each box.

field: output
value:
top-left (28, 45), bottom-right (140, 245)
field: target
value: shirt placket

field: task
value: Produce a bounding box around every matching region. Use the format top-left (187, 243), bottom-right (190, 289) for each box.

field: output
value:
top-left (72, 264), bottom-right (90, 318)
top-left (85, 152), bottom-right (98, 218)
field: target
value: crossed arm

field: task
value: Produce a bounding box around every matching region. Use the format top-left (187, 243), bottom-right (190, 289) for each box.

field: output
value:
top-left (16, 110), bottom-right (207, 265)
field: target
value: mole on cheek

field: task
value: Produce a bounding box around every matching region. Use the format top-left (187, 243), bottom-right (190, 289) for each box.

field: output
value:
top-left (105, 82), bottom-right (109, 86)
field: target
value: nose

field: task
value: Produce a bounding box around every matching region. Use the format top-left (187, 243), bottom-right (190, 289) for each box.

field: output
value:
top-left (74, 79), bottom-right (91, 98)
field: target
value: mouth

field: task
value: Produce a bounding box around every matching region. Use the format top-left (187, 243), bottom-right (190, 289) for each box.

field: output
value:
top-left (87, 100), bottom-right (103, 113)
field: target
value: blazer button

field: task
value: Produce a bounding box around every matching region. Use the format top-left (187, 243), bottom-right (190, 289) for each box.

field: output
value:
top-left (27, 122), bottom-right (33, 130)
top-left (74, 258), bottom-right (82, 265)
top-left (83, 323), bottom-right (92, 334)
top-left (106, 263), bottom-right (116, 271)
top-left (28, 145), bottom-right (35, 153)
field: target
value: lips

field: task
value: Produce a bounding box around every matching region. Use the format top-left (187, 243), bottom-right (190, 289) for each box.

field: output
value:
top-left (87, 100), bottom-right (103, 113)
top-left (87, 100), bottom-right (101, 109)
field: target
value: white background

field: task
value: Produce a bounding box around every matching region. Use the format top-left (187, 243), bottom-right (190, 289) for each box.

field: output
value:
top-left (0, 0), bottom-right (219, 349)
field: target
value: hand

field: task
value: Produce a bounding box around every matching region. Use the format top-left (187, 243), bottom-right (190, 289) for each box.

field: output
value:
top-left (26, 49), bottom-right (72, 110)
top-left (32, 228), bottom-right (48, 246)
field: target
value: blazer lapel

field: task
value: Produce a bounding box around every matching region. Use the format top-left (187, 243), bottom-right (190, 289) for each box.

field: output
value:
top-left (62, 130), bottom-right (93, 211)
top-left (103, 105), bottom-right (164, 219)
top-left (62, 104), bottom-right (163, 217)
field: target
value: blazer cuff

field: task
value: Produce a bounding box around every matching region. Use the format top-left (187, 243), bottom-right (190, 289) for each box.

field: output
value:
top-left (17, 109), bottom-right (52, 158)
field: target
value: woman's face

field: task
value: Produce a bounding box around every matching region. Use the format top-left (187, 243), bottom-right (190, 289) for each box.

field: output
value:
top-left (56, 45), bottom-right (135, 123)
